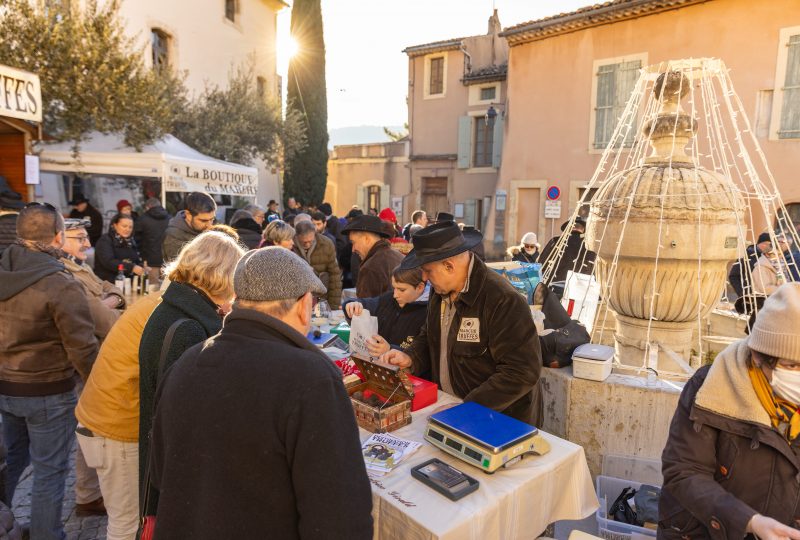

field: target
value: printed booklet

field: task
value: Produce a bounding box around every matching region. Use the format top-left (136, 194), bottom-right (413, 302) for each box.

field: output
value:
top-left (362, 433), bottom-right (422, 475)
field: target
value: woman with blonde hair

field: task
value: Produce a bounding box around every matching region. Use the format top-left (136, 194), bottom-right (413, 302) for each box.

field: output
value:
top-left (260, 219), bottom-right (295, 249)
top-left (137, 231), bottom-right (244, 519)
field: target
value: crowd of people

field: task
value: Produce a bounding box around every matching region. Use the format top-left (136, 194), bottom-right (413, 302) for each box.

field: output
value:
top-left (0, 189), bottom-right (548, 540)
top-left (2, 180), bottom-right (800, 540)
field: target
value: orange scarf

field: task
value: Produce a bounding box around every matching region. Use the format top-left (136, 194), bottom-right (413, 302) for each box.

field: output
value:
top-left (748, 365), bottom-right (800, 443)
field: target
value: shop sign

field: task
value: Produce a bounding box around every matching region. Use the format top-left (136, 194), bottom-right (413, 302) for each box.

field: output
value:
top-left (0, 65), bottom-right (42, 123)
top-left (164, 161), bottom-right (259, 197)
top-left (544, 200), bottom-right (562, 219)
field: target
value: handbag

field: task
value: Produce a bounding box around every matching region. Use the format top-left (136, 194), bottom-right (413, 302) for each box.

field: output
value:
top-left (609, 486), bottom-right (638, 525)
top-left (139, 318), bottom-right (191, 540)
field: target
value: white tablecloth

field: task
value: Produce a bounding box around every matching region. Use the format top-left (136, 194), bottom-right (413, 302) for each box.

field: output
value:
top-left (360, 392), bottom-right (599, 540)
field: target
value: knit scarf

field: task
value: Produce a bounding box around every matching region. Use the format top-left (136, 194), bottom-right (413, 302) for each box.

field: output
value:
top-left (112, 230), bottom-right (134, 249)
top-left (748, 364), bottom-right (800, 443)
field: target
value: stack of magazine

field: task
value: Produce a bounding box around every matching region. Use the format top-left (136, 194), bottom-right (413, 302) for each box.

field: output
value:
top-left (362, 433), bottom-right (422, 476)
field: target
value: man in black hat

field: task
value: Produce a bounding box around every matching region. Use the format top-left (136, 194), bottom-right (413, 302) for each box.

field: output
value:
top-left (383, 221), bottom-right (543, 424)
top-left (342, 214), bottom-right (404, 298)
top-left (68, 194), bottom-right (104, 246)
top-left (538, 216), bottom-right (596, 284)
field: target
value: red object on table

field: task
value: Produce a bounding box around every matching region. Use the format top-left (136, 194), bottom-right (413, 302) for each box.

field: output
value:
top-left (409, 375), bottom-right (437, 412)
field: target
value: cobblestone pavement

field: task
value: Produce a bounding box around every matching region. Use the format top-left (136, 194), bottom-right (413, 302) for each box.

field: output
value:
top-left (10, 446), bottom-right (108, 540)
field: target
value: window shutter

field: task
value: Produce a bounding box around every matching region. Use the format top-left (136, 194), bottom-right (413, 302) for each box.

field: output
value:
top-left (616, 60), bottom-right (641, 146)
top-left (380, 185), bottom-right (390, 210)
top-left (464, 199), bottom-right (477, 227)
top-left (492, 115), bottom-right (504, 168)
top-left (780, 34), bottom-right (800, 138)
top-left (457, 116), bottom-right (471, 169)
top-left (356, 186), bottom-right (365, 211)
top-left (594, 65), bottom-right (616, 148)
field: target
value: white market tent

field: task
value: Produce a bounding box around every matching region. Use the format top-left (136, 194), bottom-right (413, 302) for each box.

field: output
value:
top-left (36, 132), bottom-right (258, 199)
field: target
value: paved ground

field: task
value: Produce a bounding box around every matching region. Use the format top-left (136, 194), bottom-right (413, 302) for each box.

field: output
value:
top-left (10, 447), bottom-right (108, 540)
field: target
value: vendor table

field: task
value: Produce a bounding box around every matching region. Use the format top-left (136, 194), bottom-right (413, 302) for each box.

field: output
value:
top-left (359, 391), bottom-right (599, 540)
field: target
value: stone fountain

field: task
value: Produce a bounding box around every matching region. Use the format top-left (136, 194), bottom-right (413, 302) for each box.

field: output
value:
top-left (585, 71), bottom-right (745, 373)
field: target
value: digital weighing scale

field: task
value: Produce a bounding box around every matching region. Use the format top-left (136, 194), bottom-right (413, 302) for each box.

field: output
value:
top-left (424, 401), bottom-right (551, 473)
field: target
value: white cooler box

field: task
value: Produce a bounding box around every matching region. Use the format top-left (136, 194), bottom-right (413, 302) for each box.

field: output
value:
top-left (572, 343), bottom-right (614, 381)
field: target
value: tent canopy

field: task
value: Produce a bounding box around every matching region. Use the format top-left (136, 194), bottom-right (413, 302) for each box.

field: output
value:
top-left (37, 132), bottom-right (258, 197)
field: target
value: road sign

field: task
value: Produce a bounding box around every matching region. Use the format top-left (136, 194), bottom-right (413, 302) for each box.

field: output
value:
top-left (544, 200), bottom-right (562, 219)
top-left (546, 186), bottom-right (561, 201)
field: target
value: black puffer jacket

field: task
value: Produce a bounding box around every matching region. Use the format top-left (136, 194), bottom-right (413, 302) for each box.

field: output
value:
top-left (134, 205), bottom-right (170, 268)
top-left (0, 213), bottom-right (17, 256)
top-left (94, 232), bottom-right (143, 283)
top-left (539, 231), bottom-right (596, 283)
top-left (343, 289), bottom-right (429, 350)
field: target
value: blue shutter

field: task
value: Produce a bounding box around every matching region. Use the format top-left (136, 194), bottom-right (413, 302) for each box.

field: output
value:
top-left (457, 116), bottom-right (471, 169)
top-left (492, 115), bottom-right (504, 168)
top-left (780, 34), bottom-right (800, 138)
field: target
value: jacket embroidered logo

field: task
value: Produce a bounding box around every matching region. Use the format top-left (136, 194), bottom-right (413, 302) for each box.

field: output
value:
top-left (457, 318), bottom-right (480, 342)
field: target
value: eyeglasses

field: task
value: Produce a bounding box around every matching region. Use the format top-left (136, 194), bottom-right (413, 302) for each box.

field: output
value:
top-left (524, 244), bottom-right (537, 249)
top-left (66, 235), bottom-right (90, 243)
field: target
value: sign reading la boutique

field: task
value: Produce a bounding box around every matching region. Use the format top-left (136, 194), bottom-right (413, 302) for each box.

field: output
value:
top-left (0, 64), bottom-right (42, 123)
top-left (164, 162), bottom-right (259, 197)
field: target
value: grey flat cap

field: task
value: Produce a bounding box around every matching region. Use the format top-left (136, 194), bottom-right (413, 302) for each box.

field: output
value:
top-left (234, 247), bottom-right (327, 302)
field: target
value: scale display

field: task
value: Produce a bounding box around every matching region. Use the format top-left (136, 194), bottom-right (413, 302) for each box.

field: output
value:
top-left (424, 402), bottom-right (550, 473)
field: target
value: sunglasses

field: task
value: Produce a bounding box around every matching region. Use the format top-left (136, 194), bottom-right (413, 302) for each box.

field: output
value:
top-left (24, 201), bottom-right (57, 212)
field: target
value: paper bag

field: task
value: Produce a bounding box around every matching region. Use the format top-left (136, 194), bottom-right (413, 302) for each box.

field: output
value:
top-left (350, 309), bottom-right (379, 359)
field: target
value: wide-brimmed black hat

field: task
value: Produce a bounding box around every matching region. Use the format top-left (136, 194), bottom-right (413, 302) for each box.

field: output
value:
top-left (342, 214), bottom-right (390, 238)
top-left (435, 211), bottom-right (455, 223)
top-left (401, 221), bottom-right (483, 269)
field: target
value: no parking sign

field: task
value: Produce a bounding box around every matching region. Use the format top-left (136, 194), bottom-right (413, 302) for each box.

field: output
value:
top-left (546, 186), bottom-right (561, 200)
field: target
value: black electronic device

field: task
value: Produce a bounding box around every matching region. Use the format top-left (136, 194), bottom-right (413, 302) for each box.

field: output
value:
top-left (411, 458), bottom-right (480, 501)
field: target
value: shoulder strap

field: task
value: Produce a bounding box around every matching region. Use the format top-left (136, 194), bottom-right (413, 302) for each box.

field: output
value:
top-left (158, 318), bottom-right (192, 377)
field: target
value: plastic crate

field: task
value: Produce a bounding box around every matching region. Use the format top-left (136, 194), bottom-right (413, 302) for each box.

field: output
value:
top-left (596, 475), bottom-right (657, 540)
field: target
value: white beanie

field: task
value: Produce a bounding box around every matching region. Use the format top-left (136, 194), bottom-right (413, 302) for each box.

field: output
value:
top-left (749, 282), bottom-right (800, 362)
top-left (521, 232), bottom-right (538, 246)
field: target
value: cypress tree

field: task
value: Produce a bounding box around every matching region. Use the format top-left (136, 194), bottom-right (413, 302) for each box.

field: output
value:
top-left (284, 0), bottom-right (328, 206)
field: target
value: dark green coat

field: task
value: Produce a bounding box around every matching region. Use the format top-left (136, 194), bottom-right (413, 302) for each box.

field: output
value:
top-left (138, 280), bottom-right (222, 514)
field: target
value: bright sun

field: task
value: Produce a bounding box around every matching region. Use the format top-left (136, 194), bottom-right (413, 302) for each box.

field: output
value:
top-left (283, 36), bottom-right (300, 61)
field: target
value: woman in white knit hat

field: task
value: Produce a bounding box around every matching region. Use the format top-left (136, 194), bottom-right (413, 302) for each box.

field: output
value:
top-left (659, 283), bottom-right (800, 540)
top-left (507, 232), bottom-right (540, 264)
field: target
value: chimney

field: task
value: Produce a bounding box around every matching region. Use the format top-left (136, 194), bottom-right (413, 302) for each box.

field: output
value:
top-left (488, 9), bottom-right (501, 35)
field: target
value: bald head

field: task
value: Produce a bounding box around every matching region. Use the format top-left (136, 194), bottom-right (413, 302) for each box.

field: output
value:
top-left (17, 204), bottom-right (65, 245)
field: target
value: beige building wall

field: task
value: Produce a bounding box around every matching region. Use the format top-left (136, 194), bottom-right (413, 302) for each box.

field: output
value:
top-left (497, 0), bottom-right (800, 247)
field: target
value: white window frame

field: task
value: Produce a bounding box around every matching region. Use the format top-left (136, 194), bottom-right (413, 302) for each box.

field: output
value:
top-left (587, 52), bottom-right (647, 154)
top-left (423, 53), bottom-right (448, 100)
top-left (468, 83), bottom-right (501, 107)
top-left (769, 25), bottom-right (800, 141)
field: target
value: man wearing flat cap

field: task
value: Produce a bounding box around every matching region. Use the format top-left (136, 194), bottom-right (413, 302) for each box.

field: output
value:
top-left (149, 247), bottom-right (373, 540)
top-left (343, 214), bottom-right (404, 298)
top-left (384, 221), bottom-right (543, 424)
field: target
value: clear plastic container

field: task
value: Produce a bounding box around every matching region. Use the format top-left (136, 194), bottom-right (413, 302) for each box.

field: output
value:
top-left (596, 476), bottom-right (658, 540)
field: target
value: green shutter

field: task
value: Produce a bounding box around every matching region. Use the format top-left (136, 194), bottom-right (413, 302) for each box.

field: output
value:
top-left (594, 60), bottom-right (641, 148)
top-left (492, 115), bottom-right (504, 168)
top-left (464, 199), bottom-right (477, 226)
top-left (457, 116), bottom-right (471, 169)
top-left (780, 34), bottom-right (800, 138)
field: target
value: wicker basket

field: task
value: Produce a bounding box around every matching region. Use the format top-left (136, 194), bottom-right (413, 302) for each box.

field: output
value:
top-left (347, 355), bottom-right (413, 433)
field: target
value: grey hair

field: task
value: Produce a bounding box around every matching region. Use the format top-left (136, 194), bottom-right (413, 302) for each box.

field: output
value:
top-left (263, 220), bottom-right (296, 244)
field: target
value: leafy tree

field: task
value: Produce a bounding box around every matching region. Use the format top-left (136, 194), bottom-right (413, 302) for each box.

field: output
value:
top-left (0, 0), bottom-right (186, 150)
top-left (284, 0), bottom-right (328, 206)
top-left (173, 65), bottom-right (306, 167)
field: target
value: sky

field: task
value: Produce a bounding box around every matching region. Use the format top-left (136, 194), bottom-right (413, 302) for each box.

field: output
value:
top-left (276, 0), bottom-right (594, 130)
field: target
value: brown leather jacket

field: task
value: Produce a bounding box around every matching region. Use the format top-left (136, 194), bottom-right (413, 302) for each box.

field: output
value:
top-left (0, 244), bottom-right (97, 394)
top-left (62, 256), bottom-right (123, 340)
top-left (405, 255), bottom-right (543, 424)
top-left (355, 239), bottom-right (404, 299)
top-left (659, 340), bottom-right (800, 540)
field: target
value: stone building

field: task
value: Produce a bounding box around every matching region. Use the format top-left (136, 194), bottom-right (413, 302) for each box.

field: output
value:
top-left (494, 0), bottom-right (800, 247)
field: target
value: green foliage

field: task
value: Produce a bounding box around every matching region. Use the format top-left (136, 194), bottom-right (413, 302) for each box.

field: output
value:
top-left (284, 0), bottom-right (328, 206)
top-left (173, 65), bottom-right (306, 167)
top-left (0, 0), bottom-right (186, 150)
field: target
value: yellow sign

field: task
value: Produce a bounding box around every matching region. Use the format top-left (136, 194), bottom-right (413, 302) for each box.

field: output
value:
top-left (0, 65), bottom-right (42, 123)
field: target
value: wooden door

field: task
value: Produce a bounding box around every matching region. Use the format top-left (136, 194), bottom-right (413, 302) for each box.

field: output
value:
top-left (517, 187), bottom-right (541, 241)
top-left (422, 177), bottom-right (448, 217)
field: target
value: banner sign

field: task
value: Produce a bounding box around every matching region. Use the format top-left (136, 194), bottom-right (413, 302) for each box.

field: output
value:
top-left (0, 65), bottom-right (42, 123)
top-left (164, 160), bottom-right (258, 197)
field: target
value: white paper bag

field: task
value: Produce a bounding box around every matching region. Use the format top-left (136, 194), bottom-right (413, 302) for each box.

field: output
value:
top-left (561, 271), bottom-right (601, 333)
top-left (350, 309), bottom-right (379, 359)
